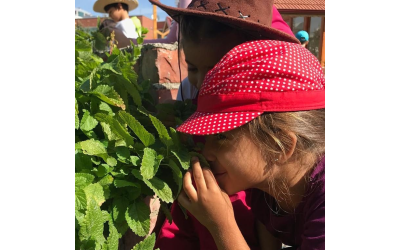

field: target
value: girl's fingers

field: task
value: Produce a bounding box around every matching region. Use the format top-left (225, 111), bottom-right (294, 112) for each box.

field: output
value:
top-left (182, 169), bottom-right (198, 202)
top-left (177, 190), bottom-right (191, 209)
top-left (202, 168), bottom-right (218, 190)
top-left (191, 157), bottom-right (207, 192)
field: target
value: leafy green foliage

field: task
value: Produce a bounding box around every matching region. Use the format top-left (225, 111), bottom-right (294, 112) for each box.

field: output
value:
top-left (75, 25), bottom-right (200, 250)
top-left (132, 233), bottom-right (157, 250)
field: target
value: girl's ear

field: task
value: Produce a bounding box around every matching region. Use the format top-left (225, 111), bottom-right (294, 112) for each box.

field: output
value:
top-left (278, 132), bottom-right (297, 163)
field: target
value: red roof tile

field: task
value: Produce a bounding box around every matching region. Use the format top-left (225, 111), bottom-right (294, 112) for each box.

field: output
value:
top-left (275, 0), bottom-right (325, 11)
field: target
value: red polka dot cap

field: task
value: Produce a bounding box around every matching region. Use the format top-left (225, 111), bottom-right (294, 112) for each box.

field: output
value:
top-left (177, 40), bottom-right (325, 135)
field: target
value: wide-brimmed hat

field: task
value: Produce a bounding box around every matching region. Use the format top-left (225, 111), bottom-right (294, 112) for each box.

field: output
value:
top-left (176, 40), bottom-right (325, 135)
top-left (149, 0), bottom-right (299, 44)
top-left (93, 0), bottom-right (139, 13)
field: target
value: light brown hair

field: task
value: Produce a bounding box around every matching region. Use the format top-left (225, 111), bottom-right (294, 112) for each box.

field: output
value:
top-left (245, 109), bottom-right (325, 168)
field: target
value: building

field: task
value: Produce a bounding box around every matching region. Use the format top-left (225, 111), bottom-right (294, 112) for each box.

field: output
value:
top-left (75, 8), bottom-right (93, 19)
top-left (75, 15), bottom-right (167, 40)
top-left (275, 0), bottom-right (325, 67)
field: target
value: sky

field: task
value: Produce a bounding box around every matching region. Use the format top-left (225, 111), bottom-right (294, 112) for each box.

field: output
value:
top-left (75, 0), bottom-right (178, 20)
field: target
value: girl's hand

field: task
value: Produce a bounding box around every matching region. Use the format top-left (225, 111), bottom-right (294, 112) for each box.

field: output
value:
top-left (177, 157), bottom-right (234, 232)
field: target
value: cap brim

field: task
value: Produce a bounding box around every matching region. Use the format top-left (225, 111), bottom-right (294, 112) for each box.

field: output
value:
top-left (176, 111), bottom-right (262, 135)
top-left (149, 0), bottom-right (300, 44)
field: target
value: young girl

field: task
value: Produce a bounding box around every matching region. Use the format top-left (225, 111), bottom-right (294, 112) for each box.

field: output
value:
top-left (176, 39), bottom-right (325, 249)
top-left (149, 0), bottom-right (307, 249)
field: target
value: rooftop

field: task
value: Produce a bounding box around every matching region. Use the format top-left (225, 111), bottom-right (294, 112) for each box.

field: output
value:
top-left (275, 0), bottom-right (325, 11)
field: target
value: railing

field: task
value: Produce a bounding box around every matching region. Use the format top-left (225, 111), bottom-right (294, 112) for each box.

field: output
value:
top-left (153, 5), bottom-right (170, 39)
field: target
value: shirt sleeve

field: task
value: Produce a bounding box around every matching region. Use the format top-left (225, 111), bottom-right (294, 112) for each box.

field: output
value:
top-left (154, 201), bottom-right (200, 250)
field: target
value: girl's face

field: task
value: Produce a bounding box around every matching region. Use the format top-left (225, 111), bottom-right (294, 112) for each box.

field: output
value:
top-left (182, 33), bottom-right (245, 90)
top-left (202, 128), bottom-right (272, 195)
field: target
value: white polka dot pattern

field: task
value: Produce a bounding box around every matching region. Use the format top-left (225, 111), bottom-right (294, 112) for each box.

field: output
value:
top-left (176, 40), bottom-right (325, 135)
top-left (177, 111), bottom-right (262, 135)
top-left (201, 40), bottom-right (324, 96)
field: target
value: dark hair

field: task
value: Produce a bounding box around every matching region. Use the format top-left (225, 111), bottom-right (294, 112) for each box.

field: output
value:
top-left (179, 15), bottom-right (258, 44)
top-left (104, 3), bottom-right (129, 12)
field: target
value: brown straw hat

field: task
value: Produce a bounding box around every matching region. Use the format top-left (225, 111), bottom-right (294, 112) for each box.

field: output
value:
top-left (149, 0), bottom-right (299, 44)
top-left (93, 0), bottom-right (139, 13)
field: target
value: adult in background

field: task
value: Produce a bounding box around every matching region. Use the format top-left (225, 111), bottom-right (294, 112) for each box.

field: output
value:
top-left (93, 0), bottom-right (139, 39)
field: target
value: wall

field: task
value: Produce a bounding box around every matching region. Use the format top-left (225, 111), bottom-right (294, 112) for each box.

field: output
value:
top-left (136, 42), bottom-right (188, 104)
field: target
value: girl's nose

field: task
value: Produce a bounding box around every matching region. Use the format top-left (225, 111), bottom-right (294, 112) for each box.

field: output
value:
top-left (201, 136), bottom-right (216, 162)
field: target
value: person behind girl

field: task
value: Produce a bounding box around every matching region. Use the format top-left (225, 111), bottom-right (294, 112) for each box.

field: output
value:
top-left (93, 0), bottom-right (139, 39)
top-left (149, 0), bottom-right (303, 249)
top-left (176, 39), bottom-right (325, 249)
top-left (146, 0), bottom-right (296, 101)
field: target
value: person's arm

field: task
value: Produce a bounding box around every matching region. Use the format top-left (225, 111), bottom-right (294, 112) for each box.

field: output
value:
top-left (256, 220), bottom-right (282, 250)
top-left (178, 157), bottom-right (250, 250)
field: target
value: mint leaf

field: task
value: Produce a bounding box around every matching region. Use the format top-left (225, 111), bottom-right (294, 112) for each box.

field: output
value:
top-left (140, 148), bottom-right (163, 180)
top-left (98, 175), bottom-right (113, 186)
top-left (114, 180), bottom-right (139, 188)
top-left (75, 173), bottom-right (95, 188)
top-left (100, 122), bottom-right (120, 141)
top-left (76, 113), bottom-right (80, 130)
top-left (169, 127), bottom-right (181, 149)
top-left (131, 17), bottom-right (142, 37)
top-left (149, 115), bottom-right (173, 147)
top-left (102, 210), bottom-right (110, 223)
top-left (80, 139), bottom-right (108, 160)
top-left (75, 188), bottom-right (87, 211)
top-left (84, 183), bottom-right (105, 207)
top-left (90, 85), bottom-right (126, 110)
top-left (132, 170), bottom-right (173, 203)
top-left (121, 76), bottom-right (142, 107)
top-left (95, 113), bottom-right (134, 146)
top-left (75, 98), bottom-right (80, 130)
top-left (96, 164), bottom-right (111, 178)
top-left (76, 152), bottom-right (93, 172)
top-left (119, 111), bottom-right (155, 147)
top-left (100, 57), bottom-right (121, 75)
top-left (112, 197), bottom-right (129, 223)
top-left (106, 157), bottom-right (117, 167)
top-left (99, 101), bottom-right (114, 115)
top-left (130, 156), bottom-right (140, 166)
top-left (125, 200), bottom-right (150, 237)
top-left (80, 110), bottom-right (99, 132)
top-left (132, 233), bottom-right (156, 250)
top-left (167, 160), bottom-right (182, 198)
top-left (171, 150), bottom-right (190, 170)
top-left (160, 202), bottom-right (173, 225)
top-left (115, 146), bottom-right (130, 162)
top-left (79, 199), bottom-right (105, 244)
top-left (106, 215), bottom-right (121, 250)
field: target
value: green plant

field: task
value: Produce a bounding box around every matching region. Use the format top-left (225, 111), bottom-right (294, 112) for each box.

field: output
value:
top-left (75, 25), bottom-right (198, 250)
